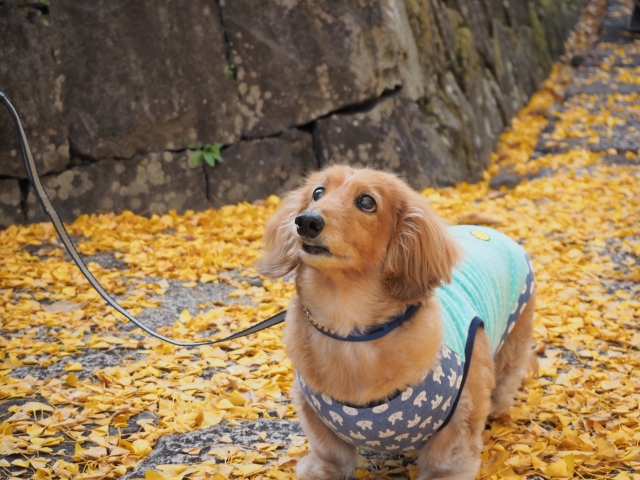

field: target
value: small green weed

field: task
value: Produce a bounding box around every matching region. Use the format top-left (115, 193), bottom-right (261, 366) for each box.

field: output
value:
top-left (224, 64), bottom-right (237, 78)
top-left (187, 143), bottom-right (224, 167)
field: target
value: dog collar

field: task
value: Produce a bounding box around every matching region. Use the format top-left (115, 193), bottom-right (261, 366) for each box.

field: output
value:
top-left (302, 303), bottom-right (421, 342)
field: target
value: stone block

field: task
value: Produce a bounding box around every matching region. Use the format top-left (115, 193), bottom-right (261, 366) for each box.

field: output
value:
top-left (26, 151), bottom-right (209, 223)
top-left (221, 0), bottom-right (401, 137)
top-left (315, 95), bottom-right (471, 190)
top-left (447, 0), bottom-right (494, 69)
top-left (0, 7), bottom-right (68, 178)
top-left (402, 0), bottom-right (449, 89)
top-left (52, 0), bottom-right (243, 160)
top-left (0, 178), bottom-right (24, 229)
top-left (381, 0), bottom-right (425, 100)
top-left (492, 21), bottom-right (527, 120)
top-left (206, 129), bottom-right (317, 205)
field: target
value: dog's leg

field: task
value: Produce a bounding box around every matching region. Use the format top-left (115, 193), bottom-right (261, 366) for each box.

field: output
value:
top-left (491, 287), bottom-right (537, 416)
top-left (293, 383), bottom-right (357, 480)
top-left (417, 328), bottom-right (495, 480)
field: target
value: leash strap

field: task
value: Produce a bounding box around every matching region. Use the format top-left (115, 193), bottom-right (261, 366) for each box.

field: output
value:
top-left (0, 91), bottom-right (286, 347)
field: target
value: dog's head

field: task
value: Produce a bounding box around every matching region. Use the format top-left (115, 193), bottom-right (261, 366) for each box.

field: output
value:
top-left (258, 165), bottom-right (460, 302)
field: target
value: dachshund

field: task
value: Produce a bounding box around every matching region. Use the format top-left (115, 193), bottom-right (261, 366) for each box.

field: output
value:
top-left (259, 165), bottom-right (537, 480)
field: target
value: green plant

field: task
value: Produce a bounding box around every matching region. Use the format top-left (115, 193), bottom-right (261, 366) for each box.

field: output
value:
top-left (224, 64), bottom-right (237, 78)
top-left (187, 143), bottom-right (224, 167)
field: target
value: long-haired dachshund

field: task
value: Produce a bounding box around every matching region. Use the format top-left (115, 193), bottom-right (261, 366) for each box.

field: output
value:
top-left (259, 165), bottom-right (537, 480)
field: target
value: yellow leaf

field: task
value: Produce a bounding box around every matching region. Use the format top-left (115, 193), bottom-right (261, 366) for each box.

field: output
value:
top-left (236, 464), bottom-right (263, 475)
top-left (545, 454), bottom-right (574, 478)
top-left (145, 471), bottom-right (168, 480)
top-left (182, 447), bottom-right (203, 455)
top-left (65, 362), bottom-right (82, 372)
top-left (266, 195), bottom-right (280, 206)
top-left (200, 273), bottom-right (217, 283)
top-left (179, 309), bottom-right (192, 323)
top-left (66, 373), bottom-right (78, 387)
top-left (75, 442), bottom-right (84, 456)
top-left (21, 402), bottom-right (53, 414)
top-left (614, 473), bottom-right (631, 480)
top-left (498, 466), bottom-right (522, 480)
top-left (119, 439), bottom-right (135, 452)
top-left (30, 458), bottom-right (49, 469)
top-left (0, 422), bottom-right (12, 436)
top-left (132, 439), bottom-right (152, 456)
top-left (527, 389), bottom-right (542, 406)
top-left (229, 390), bottom-right (247, 406)
top-left (12, 459), bottom-right (30, 468)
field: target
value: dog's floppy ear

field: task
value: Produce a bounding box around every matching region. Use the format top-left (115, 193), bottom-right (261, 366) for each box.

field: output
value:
top-left (258, 190), bottom-right (303, 278)
top-left (383, 192), bottom-right (460, 302)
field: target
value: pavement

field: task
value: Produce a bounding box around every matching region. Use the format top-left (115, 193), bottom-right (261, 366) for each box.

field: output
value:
top-left (2, 0), bottom-right (640, 479)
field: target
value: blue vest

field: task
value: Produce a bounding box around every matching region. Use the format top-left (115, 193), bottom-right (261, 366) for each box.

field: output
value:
top-left (298, 226), bottom-right (534, 453)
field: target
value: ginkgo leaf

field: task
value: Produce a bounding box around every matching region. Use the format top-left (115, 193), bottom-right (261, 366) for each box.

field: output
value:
top-left (145, 471), bottom-right (168, 480)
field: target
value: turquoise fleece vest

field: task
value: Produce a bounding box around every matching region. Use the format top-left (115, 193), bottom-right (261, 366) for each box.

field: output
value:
top-left (298, 226), bottom-right (534, 453)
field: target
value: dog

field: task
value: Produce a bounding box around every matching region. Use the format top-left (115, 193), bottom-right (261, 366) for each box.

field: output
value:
top-left (258, 165), bottom-right (537, 480)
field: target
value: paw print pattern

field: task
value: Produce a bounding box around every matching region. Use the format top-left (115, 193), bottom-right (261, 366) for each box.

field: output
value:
top-left (357, 421), bottom-right (373, 430)
top-left (401, 388), bottom-right (413, 401)
top-left (343, 406), bottom-right (358, 416)
top-left (433, 365), bottom-right (444, 383)
top-left (420, 416), bottom-right (432, 429)
top-left (310, 395), bottom-right (322, 410)
top-left (296, 343), bottom-right (465, 454)
top-left (413, 391), bottom-right (427, 407)
top-left (448, 369), bottom-right (457, 387)
top-left (372, 404), bottom-right (389, 414)
top-left (388, 412), bottom-right (403, 425)
top-left (407, 414), bottom-right (421, 428)
top-left (329, 411), bottom-right (343, 426)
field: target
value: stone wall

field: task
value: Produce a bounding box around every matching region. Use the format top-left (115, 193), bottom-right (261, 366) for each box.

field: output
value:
top-left (0, 0), bottom-right (585, 227)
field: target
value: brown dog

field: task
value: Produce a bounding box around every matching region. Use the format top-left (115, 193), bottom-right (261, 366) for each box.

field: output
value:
top-left (259, 165), bottom-right (536, 480)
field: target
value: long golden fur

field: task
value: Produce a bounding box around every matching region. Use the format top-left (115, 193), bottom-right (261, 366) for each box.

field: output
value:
top-left (259, 165), bottom-right (537, 480)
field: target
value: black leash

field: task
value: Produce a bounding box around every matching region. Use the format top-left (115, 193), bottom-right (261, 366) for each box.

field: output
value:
top-left (0, 91), bottom-right (286, 347)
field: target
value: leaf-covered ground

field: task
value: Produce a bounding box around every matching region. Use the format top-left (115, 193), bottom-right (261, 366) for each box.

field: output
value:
top-left (2, 1), bottom-right (640, 479)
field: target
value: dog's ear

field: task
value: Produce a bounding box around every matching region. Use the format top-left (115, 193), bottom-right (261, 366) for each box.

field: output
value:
top-left (383, 193), bottom-right (460, 302)
top-left (258, 190), bottom-right (303, 278)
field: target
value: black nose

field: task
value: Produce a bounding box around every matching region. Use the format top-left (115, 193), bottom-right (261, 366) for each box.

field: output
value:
top-left (295, 212), bottom-right (325, 239)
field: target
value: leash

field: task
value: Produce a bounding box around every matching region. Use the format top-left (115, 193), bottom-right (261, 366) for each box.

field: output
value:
top-left (0, 91), bottom-right (286, 347)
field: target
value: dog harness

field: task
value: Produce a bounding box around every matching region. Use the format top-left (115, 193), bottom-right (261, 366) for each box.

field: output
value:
top-left (298, 225), bottom-right (534, 453)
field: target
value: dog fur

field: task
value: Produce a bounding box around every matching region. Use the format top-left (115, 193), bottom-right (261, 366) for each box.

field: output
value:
top-left (259, 165), bottom-right (537, 480)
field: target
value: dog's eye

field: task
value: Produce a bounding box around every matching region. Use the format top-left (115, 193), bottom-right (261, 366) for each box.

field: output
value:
top-left (312, 187), bottom-right (325, 202)
top-left (357, 195), bottom-right (377, 213)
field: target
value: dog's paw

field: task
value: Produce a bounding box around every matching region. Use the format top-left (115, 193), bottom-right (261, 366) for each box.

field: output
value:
top-left (296, 453), bottom-right (353, 480)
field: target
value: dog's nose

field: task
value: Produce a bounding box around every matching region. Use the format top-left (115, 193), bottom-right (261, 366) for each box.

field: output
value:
top-left (295, 212), bottom-right (325, 239)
